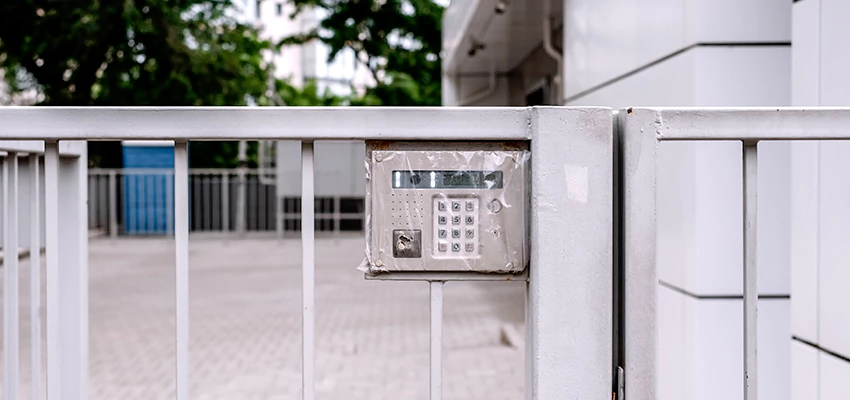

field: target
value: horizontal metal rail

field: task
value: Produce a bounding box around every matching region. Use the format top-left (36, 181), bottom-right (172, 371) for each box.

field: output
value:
top-left (630, 107), bottom-right (850, 141)
top-left (0, 107), bottom-right (532, 140)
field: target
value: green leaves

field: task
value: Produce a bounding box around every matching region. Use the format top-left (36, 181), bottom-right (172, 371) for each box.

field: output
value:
top-left (0, 0), bottom-right (271, 107)
top-left (282, 0), bottom-right (444, 106)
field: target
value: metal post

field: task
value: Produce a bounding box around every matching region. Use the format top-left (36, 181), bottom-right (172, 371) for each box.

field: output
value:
top-left (301, 141), bottom-right (315, 400)
top-left (43, 141), bottom-right (88, 400)
top-left (429, 281), bottom-right (444, 400)
top-left (4, 153), bottom-right (20, 400)
top-left (222, 172), bottom-right (229, 240)
top-left (175, 141), bottom-right (190, 400)
top-left (276, 195), bottom-right (284, 242)
top-left (236, 141), bottom-right (247, 236)
top-left (29, 154), bottom-right (42, 400)
top-left (108, 170), bottom-right (118, 238)
top-left (743, 143), bottom-right (758, 400)
top-left (620, 109), bottom-right (660, 400)
top-left (528, 108), bottom-right (614, 398)
top-left (334, 196), bottom-right (341, 241)
top-left (44, 143), bottom-right (60, 399)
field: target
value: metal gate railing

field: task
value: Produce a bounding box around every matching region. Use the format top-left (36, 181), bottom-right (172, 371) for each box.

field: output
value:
top-left (620, 107), bottom-right (850, 400)
top-left (0, 107), bottom-right (615, 400)
top-left (87, 168), bottom-right (365, 237)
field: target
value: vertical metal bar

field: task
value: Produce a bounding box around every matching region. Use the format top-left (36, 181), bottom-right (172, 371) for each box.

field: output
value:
top-left (259, 177), bottom-right (267, 231)
top-left (236, 168), bottom-right (246, 235)
top-left (128, 174), bottom-right (136, 235)
top-left (429, 281), bottom-right (444, 400)
top-left (87, 174), bottom-right (95, 228)
top-left (193, 174), bottom-right (201, 232)
top-left (99, 175), bottom-right (108, 231)
top-left (276, 196), bottom-right (284, 240)
top-left (59, 141), bottom-right (88, 400)
top-left (142, 173), bottom-right (150, 234)
top-left (212, 175), bottom-right (220, 231)
top-left (44, 142), bottom-right (60, 399)
top-left (249, 176), bottom-right (257, 232)
top-left (166, 171), bottom-right (173, 237)
top-left (222, 173), bottom-right (229, 238)
top-left (30, 154), bottom-right (42, 400)
top-left (743, 143), bottom-right (758, 400)
top-left (109, 171), bottom-right (117, 238)
top-left (174, 141), bottom-right (190, 400)
top-left (334, 196), bottom-right (341, 239)
top-left (4, 153), bottom-right (20, 400)
top-left (203, 175), bottom-right (211, 231)
top-left (301, 141), bottom-right (315, 400)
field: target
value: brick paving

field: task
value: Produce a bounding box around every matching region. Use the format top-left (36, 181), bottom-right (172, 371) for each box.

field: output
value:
top-left (1, 236), bottom-right (525, 399)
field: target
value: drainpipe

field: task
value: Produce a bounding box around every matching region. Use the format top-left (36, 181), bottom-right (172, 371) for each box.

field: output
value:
top-left (542, 0), bottom-right (563, 105)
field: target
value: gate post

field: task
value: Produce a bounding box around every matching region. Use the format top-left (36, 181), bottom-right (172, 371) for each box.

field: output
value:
top-left (619, 109), bottom-right (659, 400)
top-left (528, 107), bottom-right (613, 399)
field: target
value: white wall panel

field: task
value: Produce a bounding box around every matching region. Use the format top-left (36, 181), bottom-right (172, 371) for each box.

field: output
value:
top-left (692, 141), bottom-right (743, 296)
top-left (790, 142), bottom-right (819, 342)
top-left (757, 141), bottom-right (792, 295)
top-left (820, 351), bottom-right (850, 400)
top-left (792, 0), bottom-right (821, 106)
top-left (758, 300), bottom-right (791, 400)
top-left (566, 50), bottom-right (696, 107)
top-left (687, 0), bottom-right (791, 43)
top-left (817, 141), bottom-right (850, 359)
top-left (819, 0), bottom-right (850, 106)
top-left (658, 285), bottom-right (692, 400)
top-left (692, 299), bottom-right (743, 400)
top-left (791, 341), bottom-right (819, 400)
top-left (694, 46), bottom-right (792, 106)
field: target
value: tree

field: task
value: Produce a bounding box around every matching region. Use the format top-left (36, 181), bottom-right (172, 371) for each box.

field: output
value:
top-left (0, 0), bottom-right (271, 167)
top-left (283, 0), bottom-right (444, 106)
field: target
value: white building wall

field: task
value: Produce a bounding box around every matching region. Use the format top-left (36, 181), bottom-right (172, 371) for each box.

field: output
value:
top-left (564, 1), bottom-right (792, 399)
top-left (790, 1), bottom-right (850, 398)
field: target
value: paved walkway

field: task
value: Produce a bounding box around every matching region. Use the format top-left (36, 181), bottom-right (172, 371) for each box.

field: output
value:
top-left (1, 236), bottom-right (525, 399)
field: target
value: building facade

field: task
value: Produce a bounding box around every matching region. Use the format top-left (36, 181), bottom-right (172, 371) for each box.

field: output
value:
top-left (442, 0), bottom-right (847, 399)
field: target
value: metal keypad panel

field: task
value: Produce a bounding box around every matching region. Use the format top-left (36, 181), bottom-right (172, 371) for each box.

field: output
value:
top-left (433, 197), bottom-right (478, 258)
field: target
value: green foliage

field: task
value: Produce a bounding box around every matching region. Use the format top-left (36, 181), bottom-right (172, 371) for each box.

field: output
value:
top-left (283, 0), bottom-right (444, 106)
top-left (0, 0), bottom-right (272, 167)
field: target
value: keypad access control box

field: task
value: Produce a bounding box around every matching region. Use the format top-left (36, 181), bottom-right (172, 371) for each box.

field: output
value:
top-left (365, 143), bottom-right (529, 273)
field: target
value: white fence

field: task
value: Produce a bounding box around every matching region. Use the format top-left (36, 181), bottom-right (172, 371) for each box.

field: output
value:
top-left (4, 106), bottom-right (844, 399)
top-left (87, 168), bottom-right (365, 237)
top-left (0, 107), bottom-right (614, 400)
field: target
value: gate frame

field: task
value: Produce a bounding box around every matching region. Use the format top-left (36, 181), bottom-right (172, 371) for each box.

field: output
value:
top-left (0, 106), bottom-right (614, 400)
top-left (619, 107), bottom-right (850, 400)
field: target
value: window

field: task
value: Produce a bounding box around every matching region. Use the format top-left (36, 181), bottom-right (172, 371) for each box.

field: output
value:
top-left (255, 0), bottom-right (261, 18)
top-left (276, 3), bottom-right (283, 16)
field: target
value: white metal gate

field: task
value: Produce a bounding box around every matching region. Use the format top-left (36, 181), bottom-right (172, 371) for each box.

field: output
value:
top-left (620, 107), bottom-right (850, 400)
top-left (0, 107), bottom-right (614, 400)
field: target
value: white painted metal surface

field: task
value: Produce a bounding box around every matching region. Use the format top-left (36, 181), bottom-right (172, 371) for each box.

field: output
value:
top-left (44, 142), bottom-right (61, 400)
top-left (29, 154), bottom-right (42, 400)
top-left (621, 107), bottom-right (850, 400)
top-left (0, 107), bottom-right (530, 140)
top-left (174, 141), bottom-right (190, 400)
top-left (0, 106), bottom-right (615, 400)
top-left (743, 144), bottom-right (758, 400)
top-left (301, 141), bottom-right (316, 400)
top-left (529, 107), bottom-right (613, 399)
top-left (429, 281), bottom-right (443, 400)
top-left (4, 153), bottom-right (20, 400)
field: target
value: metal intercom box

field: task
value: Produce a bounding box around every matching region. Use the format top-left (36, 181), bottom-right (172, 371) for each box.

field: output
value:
top-left (363, 142), bottom-right (530, 274)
